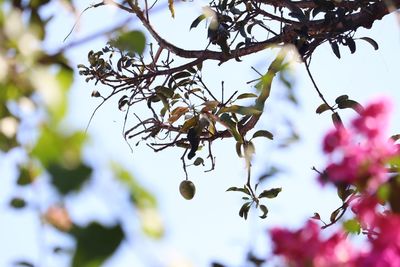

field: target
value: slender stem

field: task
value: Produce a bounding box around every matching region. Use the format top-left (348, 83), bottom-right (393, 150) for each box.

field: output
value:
top-left (245, 159), bottom-right (258, 204)
top-left (181, 149), bottom-right (189, 180)
top-left (205, 141), bottom-right (215, 172)
top-left (304, 62), bottom-right (335, 113)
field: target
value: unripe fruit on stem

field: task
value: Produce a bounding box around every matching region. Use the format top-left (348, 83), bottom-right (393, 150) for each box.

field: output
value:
top-left (179, 180), bottom-right (196, 200)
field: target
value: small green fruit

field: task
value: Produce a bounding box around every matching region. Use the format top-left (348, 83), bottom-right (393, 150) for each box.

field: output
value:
top-left (179, 180), bottom-right (196, 200)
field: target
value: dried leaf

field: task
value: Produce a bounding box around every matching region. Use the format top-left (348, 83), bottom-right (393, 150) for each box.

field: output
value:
top-left (168, 0), bottom-right (175, 18)
top-left (190, 14), bottom-right (206, 30)
top-left (168, 107), bottom-right (189, 124)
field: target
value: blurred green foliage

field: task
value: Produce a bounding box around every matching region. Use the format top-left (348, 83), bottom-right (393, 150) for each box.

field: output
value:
top-left (0, 1), bottom-right (159, 266)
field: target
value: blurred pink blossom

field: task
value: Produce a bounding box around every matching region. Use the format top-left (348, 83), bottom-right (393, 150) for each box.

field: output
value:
top-left (321, 97), bottom-right (398, 191)
top-left (270, 220), bottom-right (357, 267)
top-left (356, 213), bottom-right (400, 267)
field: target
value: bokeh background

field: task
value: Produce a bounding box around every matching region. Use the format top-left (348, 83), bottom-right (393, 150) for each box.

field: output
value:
top-left (1, 1), bottom-right (399, 266)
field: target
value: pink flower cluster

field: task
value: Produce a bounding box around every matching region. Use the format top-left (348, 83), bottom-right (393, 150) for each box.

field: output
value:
top-left (271, 221), bottom-right (357, 267)
top-left (351, 195), bottom-right (400, 265)
top-left (271, 215), bottom-right (400, 267)
top-left (321, 98), bottom-right (398, 191)
top-left (269, 98), bottom-right (400, 267)
top-left (357, 213), bottom-right (400, 267)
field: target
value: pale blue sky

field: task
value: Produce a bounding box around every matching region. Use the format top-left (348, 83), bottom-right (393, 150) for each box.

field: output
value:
top-left (1, 1), bottom-right (400, 267)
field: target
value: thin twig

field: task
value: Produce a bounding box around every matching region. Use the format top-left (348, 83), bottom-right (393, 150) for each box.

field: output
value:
top-left (63, 2), bottom-right (105, 42)
top-left (181, 148), bottom-right (189, 180)
top-left (304, 61), bottom-right (335, 113)
top-left (205, 141), bottom-right (216, 172)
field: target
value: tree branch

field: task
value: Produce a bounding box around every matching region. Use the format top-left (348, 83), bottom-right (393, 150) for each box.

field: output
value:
top-left (112, 0), bottom-right (400, 64)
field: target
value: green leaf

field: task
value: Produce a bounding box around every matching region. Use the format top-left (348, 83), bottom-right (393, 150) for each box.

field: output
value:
top-left (220, 0), bottom-right (228, 10)
top-left (258, 188), bottom-right (282, 199)
top-left (10, 197), bottom-right (26, 209)
top-left (316, 103), bottom-right (330, 114)
top-left (155, 93), bottom-right (170, 114)
top-left (172, 71), bottom-right (192, 81)
top-left (71, 222), bottom-right (124, 267)
top-left (17, 170), bottom-right (32, 186)
top-left (235, 141), bottom-right (243, 158)
top-left (288, 7), bottom-right (306, 22)
top-left (331, 112), bottom-right (343, 128)
top-left (335, 94), bottom-right (349, 104)
top-left (359, 37), bottom-right (379, 50)
top-left (17, 164), bottom-right (38, 186)
top-left (91, 90), bottom-right (101, 97)
top-left (255, 51), bottom-right (285, 110)
top-left (190, 14), bottom-right (206, 30)
top-left (112, 163), bottom-right (157, 209)
top-left (219, 105), bottom-right (262, 116)
top-left (330, 208), bottom-right (340, 223)
top-left (388, 177), bottom-right (400, 213)
top-left (252, 130), bottom-right (273, 140)
top-left (219, 113), bottom-right (242, 142)
top-left (52, 67), bottom-right (73, 123)
top-left (181, 116), bottom-right (198, 133)
top-left (337, 185), bottom-right (354, 201)
top-left (49, 163), bottom-right (92, 195)
top-left (226, 186), bottom-right (250, 195)
top-left (377, 183), bottom-right (390, 202)
top-left (259, 204), bottom-right (268, 219)
top-left (13, 261), bottom-right (35, 267)
top-left (193, 157), bottom-right (204, 166)
top-left (109, 30), bottom-right (146, 54)
top-left (258, 166), bottom-right (279, 183)
top-left (343, 219), bottom-right (361, 234)
top-left (337, 99), bottom-right (364, 114)
top-left (0, 130), bottom-right (18, 152)
top-left (118, 95), bottom-right (129, 111)
top-left (330, 41), bottom-right (340, 59)
top-left (236, 93), bottom-right (258, 100)
top-left (31, 127), bottom-right (86, 167)
top-left (239, 202), bottom-right (252, 220)
top-left (346, 37), bottom-right (356, 54)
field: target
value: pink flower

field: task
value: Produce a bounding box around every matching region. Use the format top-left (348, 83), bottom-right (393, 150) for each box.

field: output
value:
top-left (351, 195), bottom-right (380, 228)
top-left (321, 98), bottom-right (398, 191)
top-left (356, 214), bottom-right (400, 267)
top-left (352, 98), bottom-right (392, 139)
top-left (270, 220), bottom-right (357, 267)
top-left (323, 127), bottom-right (350, 153)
